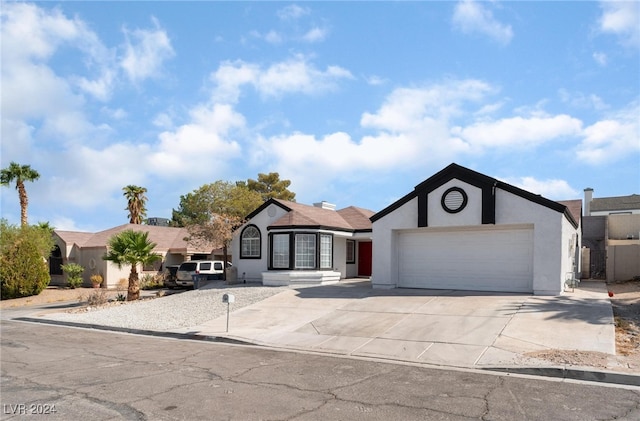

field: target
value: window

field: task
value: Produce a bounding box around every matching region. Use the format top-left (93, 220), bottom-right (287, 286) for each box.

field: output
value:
top-left (346, 240), bottom-right (355, 264)
top-left (320, 234), bottom-right (332, 269)
top-left (272, 233), bottom-right (290, 268)
top-left (295, 234), bottom-right (316, 269)
top-left (199, 262), bottom-right (211, 271)
top-left (241, 225), bottom-right (261, 258)
top-left (269, 232), bottom-right (335, 270)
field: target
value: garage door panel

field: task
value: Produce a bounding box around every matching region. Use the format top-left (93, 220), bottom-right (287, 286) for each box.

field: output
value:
top-left (398, 228), bottom-right (533, 292)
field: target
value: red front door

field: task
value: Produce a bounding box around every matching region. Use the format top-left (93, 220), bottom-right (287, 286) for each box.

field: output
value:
top-left (358, 241), bottom-right (372, 277)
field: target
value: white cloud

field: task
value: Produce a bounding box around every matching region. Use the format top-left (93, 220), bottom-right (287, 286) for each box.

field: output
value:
top-left (452, 0), bottom-right (513, 45)
top-left (277, 5), bottom-right (310, 21)
top-left (264, 30), bottom-right (283, 44)
top-left (148, 104), bottom-right (244, 178)
top-left (365, 75), bottom-right (387, 86)
top-left (302, 26), bottom-right (328, 43)
top-left (120, 17), bottom-right (175, 83)
top-left (211, 56), bottom-right (353, 102)
top-left (361, 79), bottom-right (494, 132)
top-left (558, 89), bottom-right (608, 111)
top-left (504, 177), bottom-right (579, 200)
top-left (454, 115), bottom-right (583, 149)
top-left (576, 101), bottom-right (640, 164)
top-left (592, 51), bottom-right (608, 66)
top-left (253, 79), bottom-right (497, 194)
top-left (598, 1), bottom-right (640, 47)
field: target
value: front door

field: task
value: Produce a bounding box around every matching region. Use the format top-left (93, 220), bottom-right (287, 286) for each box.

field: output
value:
top-left (358, 241), bottom-right (372, 277)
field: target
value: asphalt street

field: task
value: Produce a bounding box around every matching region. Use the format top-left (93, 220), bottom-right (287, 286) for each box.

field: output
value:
top-left (1, 320), bottom-right (639, 421)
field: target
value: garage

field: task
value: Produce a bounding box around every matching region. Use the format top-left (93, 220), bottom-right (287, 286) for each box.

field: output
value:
top-left (397, 225), bottom-right (533, 292)
top-left (371, 164), bottom-right (581, 295)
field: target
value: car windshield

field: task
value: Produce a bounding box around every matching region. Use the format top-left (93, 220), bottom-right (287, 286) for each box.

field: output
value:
top-left (179, 262), bottom-right (197, 271)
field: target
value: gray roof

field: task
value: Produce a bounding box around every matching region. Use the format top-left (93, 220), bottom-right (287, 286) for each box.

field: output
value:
top-left (591, 194), bottom-right (640, 213)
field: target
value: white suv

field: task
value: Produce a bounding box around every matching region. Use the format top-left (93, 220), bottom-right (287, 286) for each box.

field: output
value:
top-left (176, 260), bottom-right (231, 287)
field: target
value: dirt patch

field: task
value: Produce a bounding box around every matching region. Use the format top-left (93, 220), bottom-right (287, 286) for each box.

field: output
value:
top-left (0, 286), bottom-right (159, 309)
top-left (0, 287), bottom-right (105, 309)
top-left (525, 280), bottom-right (640, 373)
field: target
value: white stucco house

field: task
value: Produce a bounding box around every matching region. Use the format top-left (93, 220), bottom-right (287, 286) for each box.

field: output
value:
top-left (370, 163), bottom-right (581, 295)
top-left (231, 199), bottom-right (374, 286)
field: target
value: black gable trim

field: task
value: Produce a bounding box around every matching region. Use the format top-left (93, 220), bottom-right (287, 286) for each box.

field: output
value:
top-left (498, 182), bottom-right (579, 228)
top-left (370, 190), bottom-right (416, 223)
top-left (370, 163), bottom-right (578, 229)
top-left (244, 198), bottom-right (291, 220)
top-left (414, 163), bottom-right (497, 226)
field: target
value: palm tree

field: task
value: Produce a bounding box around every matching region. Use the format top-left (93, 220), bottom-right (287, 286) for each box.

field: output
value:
top-left (1, 162), bottom-right (40, 226)
top-left (103, 230), bottom-right (160, 301)
top-left (122, 185), bottom-right (148, 224)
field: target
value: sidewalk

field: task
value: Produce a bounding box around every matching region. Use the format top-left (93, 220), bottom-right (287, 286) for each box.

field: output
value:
top-left (176, 280), bottom-right (618, 370)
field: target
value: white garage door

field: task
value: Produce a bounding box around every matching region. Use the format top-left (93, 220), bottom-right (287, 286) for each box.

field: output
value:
top-left (398, 226), bottom-right (533, 292)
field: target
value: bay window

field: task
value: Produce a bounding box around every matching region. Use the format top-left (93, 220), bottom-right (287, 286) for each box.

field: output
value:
top-left (269, 232), bottom-right (334, 270)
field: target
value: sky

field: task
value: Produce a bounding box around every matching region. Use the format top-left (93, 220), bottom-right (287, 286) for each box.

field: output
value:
top-left (1, 1), bottom-right (639, 232)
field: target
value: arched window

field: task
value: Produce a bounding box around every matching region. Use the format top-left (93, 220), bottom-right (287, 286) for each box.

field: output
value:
top-left (241, 225), bottom-right (261, 258)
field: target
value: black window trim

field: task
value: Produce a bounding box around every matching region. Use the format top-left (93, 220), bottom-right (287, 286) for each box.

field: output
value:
top-left (441, 186), bottom-right (468, 214)
top-left (268, 231), bottom-right (334, 271)
top-left (240, 224), bottom-right (262, 259)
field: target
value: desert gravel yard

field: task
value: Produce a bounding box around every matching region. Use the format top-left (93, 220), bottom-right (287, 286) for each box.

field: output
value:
top-left (2, 283), bottom-right (287, 331)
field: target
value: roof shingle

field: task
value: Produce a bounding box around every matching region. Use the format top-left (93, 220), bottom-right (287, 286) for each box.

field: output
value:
top-left (268, 199), bottom-right (373, 232)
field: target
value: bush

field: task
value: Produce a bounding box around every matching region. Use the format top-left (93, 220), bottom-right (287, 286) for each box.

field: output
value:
top-left (83, 289), bottom-right (108, 306)
top-left (140, 273), bottom-right (163, 290)
top-left (61, 263), bottom-right (84, 289)
top-left (0, 220), bottom-right (54, 299)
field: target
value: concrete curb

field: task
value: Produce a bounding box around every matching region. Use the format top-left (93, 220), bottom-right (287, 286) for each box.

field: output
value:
top-left (13, 317), bottom-right (252, 346)
top-left (482, 366), bottom-right (640, 387)
top-left (12, 316), bottom-right (640, 388)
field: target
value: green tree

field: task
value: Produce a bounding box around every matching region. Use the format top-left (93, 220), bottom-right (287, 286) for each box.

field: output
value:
top-left (1, 162), bottom-right (40, 226)
top-left (103, 230), bottom-right (160, 301)
top-left (246, 172), bottom-right (295, 202)
top-left (122, 185), bottom-right (148, 224)
top-left (171, 181), bottom-right (263, 227)
top-left (172, 182), bottom-right (263, 275)
top-left (0, 220), bottom-right (54, 299)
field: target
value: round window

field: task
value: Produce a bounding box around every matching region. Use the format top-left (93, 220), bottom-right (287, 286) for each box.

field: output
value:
top-left (441, 187), bottom-right (468, 213)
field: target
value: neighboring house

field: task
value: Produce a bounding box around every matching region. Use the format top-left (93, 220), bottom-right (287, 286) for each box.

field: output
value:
top-left (231, 199), bottom-right (373, 286)
top-left (370, 163), bottom-right (581, 295)
top-left (50, 224), bottom-right (223, 289)
top-left (582, 188), bottom-right (640, 280)
top-left (584, 188), bottom-right (640, 216)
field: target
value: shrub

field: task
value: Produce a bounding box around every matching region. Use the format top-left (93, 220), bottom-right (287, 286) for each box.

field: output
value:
top-left (0, 220), bottom-right (54, 299)
top-left (140, 273), bottom-right (163, 290)
top-left (61, 263), bottom-right (84, 289)
top-left (83, 289), bottom-right (108, 306)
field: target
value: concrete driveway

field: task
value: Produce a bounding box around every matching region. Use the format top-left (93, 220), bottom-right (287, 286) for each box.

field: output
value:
top-left (181, 280), bottom-right (616, 369)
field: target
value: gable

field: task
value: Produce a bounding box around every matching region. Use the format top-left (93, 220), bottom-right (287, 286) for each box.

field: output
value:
top-left (244, 198), bottom-right (373, 233)
top-left (371, 163), bottom-right (578, 229)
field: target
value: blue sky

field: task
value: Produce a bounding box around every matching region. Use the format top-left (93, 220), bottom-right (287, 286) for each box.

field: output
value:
top-left (1, 1), bottom-right (639, 232)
